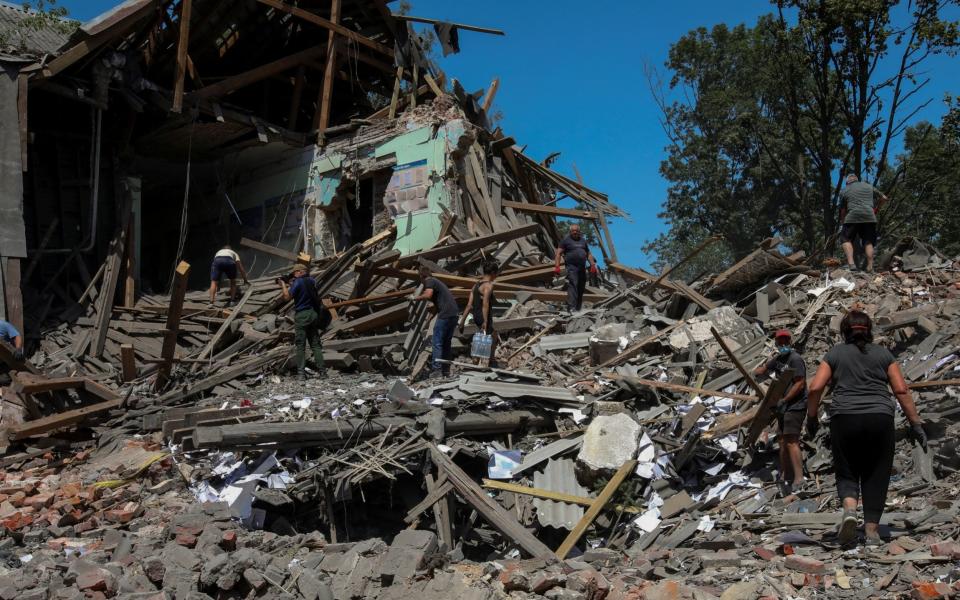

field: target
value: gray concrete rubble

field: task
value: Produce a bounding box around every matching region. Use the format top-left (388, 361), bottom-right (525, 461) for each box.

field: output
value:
top-left (3, 235), bottom-right (960, 599)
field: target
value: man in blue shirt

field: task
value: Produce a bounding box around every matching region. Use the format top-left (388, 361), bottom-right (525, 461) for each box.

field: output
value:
top-left (0, 319), bottom-right (24, 362)
top-left (279, 264), bottom-right (327, 381)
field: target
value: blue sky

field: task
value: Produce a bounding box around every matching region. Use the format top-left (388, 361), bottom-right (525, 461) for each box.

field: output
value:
top-left (59, 0), bottom-right (958, 269)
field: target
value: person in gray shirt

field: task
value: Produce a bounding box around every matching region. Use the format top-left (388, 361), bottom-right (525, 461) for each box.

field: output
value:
top-left (839, 174), bottom-right (888, 273)
top-left (806, 310), bottom-right (926, 546)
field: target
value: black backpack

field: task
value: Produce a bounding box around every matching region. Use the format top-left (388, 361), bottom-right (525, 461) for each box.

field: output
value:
top-left (303, 276), bottom-right (332, 330)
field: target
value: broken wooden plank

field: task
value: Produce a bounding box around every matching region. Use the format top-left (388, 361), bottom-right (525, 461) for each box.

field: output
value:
top-left (9, 398), bottom-right (120, 440)
top-left (502, 200), bottom-right (597, 220)
top-left (171, 0), bottom-right (192, 113)
top-left (710, 326), bottom-right (765, 399)
top-left (120, 344), bottom-right (137, 382)
top-left (555, 459), bottom-right (637, 559)
top-left (155, 261), bottom-right (191, 390)
top-left (606, 374), bottom-right (755, 403)
top-left (240, 237), bottom-right (308, 263)
top-left (482, 479), bottom-right (641, 514)
top-left (431, 446), bottom-right (556, 559)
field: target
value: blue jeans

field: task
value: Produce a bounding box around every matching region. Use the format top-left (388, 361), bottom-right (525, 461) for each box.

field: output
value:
top-left (432, 316), bottom-right (458, 375)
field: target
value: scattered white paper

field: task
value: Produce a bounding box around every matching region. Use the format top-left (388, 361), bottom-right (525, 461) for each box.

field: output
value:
top-left (808, 277), bottom-right (855, 297)
top-left (634, 508), bottom-right (661, 533)
top-left (697, 515), bottom-right (715, 532)
top-left (635, 433), bottom-right (658, 478)
top-left (291, 398), bottom-right (312, 410)
top-left (704, 462), bottom-right (725, 476)
top-left (559, 408), bottom-right (588, 424)
top-left (717, 434), bottom-right (738, 454)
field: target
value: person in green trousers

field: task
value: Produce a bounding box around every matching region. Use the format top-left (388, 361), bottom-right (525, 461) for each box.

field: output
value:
top-left (279, 264), bottom-right (328, 380)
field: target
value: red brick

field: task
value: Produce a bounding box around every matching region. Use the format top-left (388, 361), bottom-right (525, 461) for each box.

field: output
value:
top-left (888, 542), bottom-right (907, 555)
top-left (784, 554), bottom-right (827, 575)
top-left (566, 569), bottom-right (610, 600)
top-left (28, 493), bottom-right (55, 510)
top-left (104, 501), bottom-right (139, 524)
top-left (930, 541), bottom-right (960, 559)
top-left (175, 532), bottom-right (197, 548)
top-left (912, 581), bottom-right (952, 600)
top-left (220, 530), bottom-right (237, 551)
top-left (753, 546), bottom-right (776, 561)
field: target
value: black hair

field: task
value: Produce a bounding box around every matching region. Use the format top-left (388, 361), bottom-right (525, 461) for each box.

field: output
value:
top-left (840, 310), bottom-right (873, 354)
top-left (482, 259), bottom-right (500, 276)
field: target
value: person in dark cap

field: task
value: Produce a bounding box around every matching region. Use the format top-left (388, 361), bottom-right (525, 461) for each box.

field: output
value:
top-left (279, 263), bottom-right (327, 381)
top-left (753, 329), bottom-right (807, 489)
top-left (807, 310), bottom-right (926, 546)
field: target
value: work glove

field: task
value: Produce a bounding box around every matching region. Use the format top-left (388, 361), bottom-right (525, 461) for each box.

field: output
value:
top-left (553, 265), bottom-right (562, 276)
top-left (13, 348), bottom-right (24, 361)
top-left (805, 413), bottom-right (820, 440)
top-left (908, 422), bottom-right (928, 452)
top-left (458, 324), bottom-right (464, 335)
top-left (590, 264), bottom-right (599, 275)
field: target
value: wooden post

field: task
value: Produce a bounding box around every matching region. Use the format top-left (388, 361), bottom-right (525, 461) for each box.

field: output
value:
top-left (314, 0), bottom-right (340, 144)
top-left (710, 326), bottom-right (766, 399)
top-left (2, 258), bottom-right (23, 336)
top-left (555, 460), bottom-right (637, 559)
top-left (288, 65), bottom-right (306, 129)
top-left (171, 0), bottom-right (193, 113)
top-left (120, 344), bottom-right (137, 382)
top-left (388, 65), bottom-right (403, 119)
top-left (155, 261), bottom-right (190, 390)
top-left (481, 77), bottom-right (499, 113)
top-left (123, 216), bottom-right (136, 307)
top-left (410, 63), bottom-right (418, 109)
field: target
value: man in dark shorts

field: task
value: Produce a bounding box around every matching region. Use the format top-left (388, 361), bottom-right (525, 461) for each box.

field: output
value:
top-left (209, 245), bottom-right (249, 305)
top-left (839, 174), bottom-right (887, 273)
top-left (413, 267), bottom-right (460, 377)
top-left (553, 224), bottom-right (599, 312)
top-left (753, 329), bottom-right (808, 489)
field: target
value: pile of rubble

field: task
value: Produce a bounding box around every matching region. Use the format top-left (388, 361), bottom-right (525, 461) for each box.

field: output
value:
top-left (2, 229), bottom-right (960, 599)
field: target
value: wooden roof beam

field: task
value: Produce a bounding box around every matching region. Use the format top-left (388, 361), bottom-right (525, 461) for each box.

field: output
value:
top-left (391, 14), bottom-right (505, 36)
top-left (254, 0), bottom-right (395, 57)
top-left (190, 45), bottom-right (326, 101)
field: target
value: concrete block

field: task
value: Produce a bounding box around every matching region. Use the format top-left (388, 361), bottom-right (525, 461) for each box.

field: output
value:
top-left (577, 414), bottom-right (641, 473)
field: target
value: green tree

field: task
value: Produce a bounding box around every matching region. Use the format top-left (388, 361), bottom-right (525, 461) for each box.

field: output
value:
top-left (644, 18), bottom-right (800, 267)
top-left (647, 1), bottom-right (960, 271)
top-left (882, 110), bottom-right (960, 254)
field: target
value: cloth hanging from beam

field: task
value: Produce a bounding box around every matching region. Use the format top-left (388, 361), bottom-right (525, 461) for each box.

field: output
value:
top-left (433, 22), bottom-right (460, 56)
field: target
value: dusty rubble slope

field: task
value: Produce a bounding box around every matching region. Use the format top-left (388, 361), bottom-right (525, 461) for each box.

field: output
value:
top-left (2, 240), bottom-right (960, 600)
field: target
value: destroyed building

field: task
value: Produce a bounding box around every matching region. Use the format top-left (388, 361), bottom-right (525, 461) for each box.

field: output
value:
top-left (2, 2), bottom-right (960, 600)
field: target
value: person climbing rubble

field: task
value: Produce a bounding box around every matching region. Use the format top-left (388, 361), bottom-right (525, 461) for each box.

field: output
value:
top-left (208, 244), bottom-right (249, 306)
top-left (806, 309), bottom-right (927, 546)
top-left (279, 264), bottom-right (328, 381)
top-left (839, 174), bottom-right (887, 273)
top-left (413, 266), bottom-right (460, 377)
top-left (753, 329), bottom-right (807, 490)
top-left (554, 223), bottom-right (599, 312)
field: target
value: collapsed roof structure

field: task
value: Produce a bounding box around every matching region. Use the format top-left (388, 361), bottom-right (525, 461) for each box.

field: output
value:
top-left (0, 0), bottom-right (626, 337)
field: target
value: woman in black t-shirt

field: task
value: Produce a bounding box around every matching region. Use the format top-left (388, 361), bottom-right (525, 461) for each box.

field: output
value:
top-left (806, 310), bottom-right (927, 546)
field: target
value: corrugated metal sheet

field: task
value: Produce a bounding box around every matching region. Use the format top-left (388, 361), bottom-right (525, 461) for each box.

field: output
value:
top-left (535, 332), bottom-right (592, 352)
top-left (457, 378), bottom-right (580, 406)
top-left (533, 458), bottom-right (588, 530)
top-left (512, 435), bottom-right (583, 477)
top-left (0, 1), bottom-right (73, 60)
